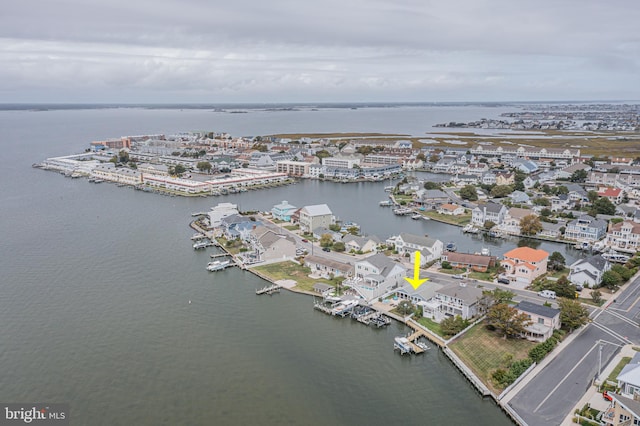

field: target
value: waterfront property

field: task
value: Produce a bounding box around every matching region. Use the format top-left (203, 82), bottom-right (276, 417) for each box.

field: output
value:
top-left (564, 214), bottom-right (608, 242)
top-left (249, 226), bottom-right (297, 262)
top-left (386, 233), bottom-right (443, 265)
top-left (515, 301), bottom-right (561, 342)
top-left (471, 202), bottom-right (508, 227)
top-left (607, 220), bottom-right (640, 253)
top-left (342, 234), bottom-right (381, 254)
top-left (500, 247), bottom-right (549, 285)
top-left (348, 253), bottom-right (407, 302)
top-left (299, 204), bottom-right (334, 233)
top-left (304, 255), bottom-right (353, 279)
top-left (207, 203), bottom-right (239, 228)
top-left (440, 251), bottom-right (496, 272)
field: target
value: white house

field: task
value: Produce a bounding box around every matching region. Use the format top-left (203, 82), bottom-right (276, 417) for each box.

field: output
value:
top-left (472, 202), bottom-right (508, 227)
top-left (349, 253), bottom-right (407, 302)
top-left (208, 202), bottom-right (239, 228)
top-left (388, 233), bottom-right (443, 265)
top-left (568, 254), bottom-right (612, 288)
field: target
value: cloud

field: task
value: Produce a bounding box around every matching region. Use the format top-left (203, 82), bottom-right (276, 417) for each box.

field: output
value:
top-left (1, 0), bottom-right (639, 102)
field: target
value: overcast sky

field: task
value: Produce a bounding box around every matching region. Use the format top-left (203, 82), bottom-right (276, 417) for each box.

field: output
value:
top-left (1, 0), bottom-right (639, 103)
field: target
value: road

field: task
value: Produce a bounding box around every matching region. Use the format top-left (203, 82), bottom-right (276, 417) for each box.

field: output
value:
top-left (508, 276), bottom-right (640, 426)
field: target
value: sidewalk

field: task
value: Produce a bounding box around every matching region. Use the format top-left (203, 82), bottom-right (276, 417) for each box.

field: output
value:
top-left (560, 344), bottom-right (637, 426)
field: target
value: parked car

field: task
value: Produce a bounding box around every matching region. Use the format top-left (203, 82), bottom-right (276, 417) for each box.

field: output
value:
top-left (322, 247), bottom-right (331, 252)
top-left (603, 390), bottom-right (613, 402)
top-left (538, 290), bottom-right (557, 299)
top-left (452, 274), bottom-right (464, 279)
top-left (575, 285), bottom-right (583, 292)
top-left (301, 239), bottom-right (309, 243)
top-left (497, 277), bottom-right (510, 285)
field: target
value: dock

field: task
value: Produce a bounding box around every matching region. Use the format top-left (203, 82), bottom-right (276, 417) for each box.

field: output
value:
top-left (210, 253), bottom-right (231, 259)
top-left (256, 284), bottom-right (281, 295)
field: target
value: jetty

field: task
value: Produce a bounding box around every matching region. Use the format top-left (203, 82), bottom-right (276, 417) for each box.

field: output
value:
top-left (256, 284), bottom-right (281, 295)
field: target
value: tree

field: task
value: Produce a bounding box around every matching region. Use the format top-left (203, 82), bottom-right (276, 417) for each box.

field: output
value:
top-left (611, 264), bottom-right (633, 282)
top-left (587, 190), bottom-right (599, 203)
top-left (118, 149), bottom-right (129, 163)
top-left (601, 270), bottom-right (622, 291)
top-left (540, 208), bottom-right (552, 218)
top-left (483, 288), bottom-right (516, 305)
top-left (440, 316), bottom-right (468, 337)
top-left (319, 234), bottom-right (333, 248)
top-left (252, 143), bottom-right (268, 152)
top-left (533, 197), bottom-right (551, 206)
top-left (548, 252), bottom-right (566, 271)
top-left (172, 164), bottom-right (186, 176)
top-left (484, 220), bottom-right (496, 230)
top-left (549, 276), bottom-right (576, 299)
top-left (315, 150), bottom-right (331, 160)
top-left (109, 155), bottom-right (118, 164)
top-left (570, 169), bottom-right (588, 183)
top-left (559, 298), bottom-right (589, 332)
top-left (428, 154), bottom-right (440, 163)
top-left (329, 224), bottom-right (341, 232)
top-left (590, 197), bottom-right (616, 216)
top-left (486, 303), bottom-right (532, 339)
top-left (197, 161), bottom-right (212, 173)
top-left (490, 185), bottom-right (514, 198)
top-left (459, 185), bottom-right (478, 201)
top-left (424, 181), bottom-right (440, 190)
top-left (591, 290), bottom-right (603, 304)
top-left (397, 300), bottom-right (415, 316)
top-left (332, 241), bottom-right (345, 252)
top-left (519, 214), bottom-right (543, 236)
top-left (416, 152), bottom-right (426, 162)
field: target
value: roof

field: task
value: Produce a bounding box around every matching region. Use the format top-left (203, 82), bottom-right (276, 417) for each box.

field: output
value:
top-left (440, 203), bottom-right (461, 211)
top-left (399, 233), bottom-right (440, 248)
top-left (443, 251), bottom-right (494, 267)
top-left (422, 189), bottom-right (449, 199)
top-left (302, 204), bottom-right (333, 216)
top-left (358, 253), bottom-right (404, 277)
top-left (312, 283), bottom-right (333, 292)
top-left (273, 200), bottom-right (297, 210)
top-left (598, 187), bottom-right (622, 197)
top-left (570, 254), bottom-right (609, 271)
top-left (515, 300), bottom-right (560, 319)
top-left (437, 283), bottom-right (484, 305)
top-left (508, 207), bottom-right (533, 219)
top-left (503, 246), bottom-right (549, 263)
top-left (609, 393), bottom-right (640, 419)
top-left (477, 202), bottom-right (505, 214)
top-left (305, 255), bottom-right (353, 273)
top-left (561, 163), bottom-right (591, 173)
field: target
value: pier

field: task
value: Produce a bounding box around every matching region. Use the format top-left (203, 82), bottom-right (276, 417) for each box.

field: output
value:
top-left (256, 284), bottom-right (281, 295)
top-left (210, 253), bottom-right (231, 259)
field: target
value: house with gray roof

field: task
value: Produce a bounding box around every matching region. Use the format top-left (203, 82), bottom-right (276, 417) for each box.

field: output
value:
top-left (564, 214), bottom-right (607, 242)
top-left (250, 226), bottom-right (296, 262)
top-left (417, 189), bottom-right (450, 208)
top-left (427, 282), bottom-right (484, 322)
top-left (568, 254), bottom-right (612, 288)
top-left (271, 200), bottom-right (297, 221)
top-left (349, 253), bottom-right (407, 302)
top-left (342, 234), bottom-right (381, 254)
top-left (515, 300), bottom-right (561, 342)
top-left (617, 352), bottom-right (640, 399)
top-left (299, 204), bottom-right (334, 233)
top-left (508, 190), bottom-right (531, 205)
top-left (305, 255), bottom-right (353, 279)
top-left (388, 233), bottom-right (443, 264)
top-left (512, 159), bottom-right (539, 174)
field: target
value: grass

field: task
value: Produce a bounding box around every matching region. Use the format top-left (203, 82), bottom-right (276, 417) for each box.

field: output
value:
top-left (284, 224), bottom-right (299, 231)
top-left (216, 237), bottom-right (244, 255)
top-left (449, 323), bottom-right (536, 393)
top-left (607, 356), bottom-right (632, 382)
top-left (424, 210), bottom-right (472, 225)
top-left (417, 317), bottom-right (445, 337)
top-left (252, 261), bottom-right (340, 292)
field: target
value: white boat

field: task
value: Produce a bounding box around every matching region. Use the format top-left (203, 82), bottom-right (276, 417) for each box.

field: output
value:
top-left (207, 260), bottom-right (231, 271)
top-left (446, 242), bottom-right (457, 252)
top-left (602, 252), bottom-right (630, 263)
top-left (193, 240), bottom-right (211, 249)
top-left (393, 337), bottom-right (412, 354)
top-left (416, 341), bottom-right (430, 351)
top-left (191, 233), bottom-right (206, 240)
top-left (379, 200), bottom-right (393, 206)
top-left (411, 214), bottom-right (422, 220)
top-left (384, 186), bottom-right (395, 192)
top-left (393, 207), bottom-right (412, 216)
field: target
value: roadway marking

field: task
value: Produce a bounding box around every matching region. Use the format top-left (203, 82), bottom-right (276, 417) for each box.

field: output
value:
top-left (533, 340), bottom-right (599, 413)
top-left (591, 322), bottom-right (632, 345)
top-left (602, 309), bottom-right (640, 327)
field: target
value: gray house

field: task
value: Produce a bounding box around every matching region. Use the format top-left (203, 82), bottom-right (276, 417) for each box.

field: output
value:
top-left (568, 254), bottom-right (612, 288)
top-left (472, 202), bottom-right (508, 227)
top-left (564, 215), bottom-right (607, 242)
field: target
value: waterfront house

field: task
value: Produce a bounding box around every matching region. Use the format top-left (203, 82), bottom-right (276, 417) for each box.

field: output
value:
top-left (349, 253), bottom-right (407, 302)
top-left (299, 204), bottom-right (334, 233)
top-left (498, 207), bottom-right (535, 236)
top-left (388, 233), bottom-right (443, 265)
top-left (501, 247), bottom-right (549, 284)
top-left (425, 282), bottom-right (484, 322)
top-left (437, 203), bottom-right (465, 216)
top-left (471, 202), bottom-right (508, 227)
top-left (271, 200), bottom-right (298, 221)
top-left (305, 255), bottom-right (353, 280)
top-left (607, 220), bottom-right (640, 252)
top-left (208, 203), bottom-right (239, 228)
top-left (452, 174), bottom-right (479, 185)
top-left (564, 215), bottom-right (607, 242)
top-left (250, 226), bottom-right (296, 262)
top-left (568, 254), bottom-right (611, 288)
top-left (220, 214), bottom-right (261, 240)
top-left (515, 301), bottom-right (561, 342)
top-left (342, 235), bottom-right (381, 254)
top-left (539, 221), bottom-right (564, 239)
top-left (417, 189), bottom-right (450, 209)
top-left (440, 251), bottom-right (496, 272)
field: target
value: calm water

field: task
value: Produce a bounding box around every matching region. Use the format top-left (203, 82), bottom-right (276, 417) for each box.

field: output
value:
top-left (0, 105), bottom-right (553, 425)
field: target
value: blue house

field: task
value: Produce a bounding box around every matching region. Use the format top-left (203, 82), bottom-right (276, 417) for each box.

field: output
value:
top-left (564, 214), bottom-right (607, 242)
top-left (271, 200), bottom-right (298, 221)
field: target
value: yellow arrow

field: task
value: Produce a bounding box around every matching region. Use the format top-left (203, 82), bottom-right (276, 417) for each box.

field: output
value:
top-left (404, 251), bottom-right (428, 290)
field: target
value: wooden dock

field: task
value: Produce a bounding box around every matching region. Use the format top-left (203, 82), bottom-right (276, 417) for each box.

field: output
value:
top-left (210, 253), bottom-right (230, 259)
top-left (256, 284), bottom-right (281, 295)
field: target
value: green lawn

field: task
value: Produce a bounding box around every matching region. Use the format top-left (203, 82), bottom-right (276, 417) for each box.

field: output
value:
top-left (424, 210), bottom-right (471, 225)
top-left (252, 261), bottom-right (341, 292)
top-left (417, 317), bottom-right (445, 337)
top-left (284, 224), bottom-right (299, 231)
top-left (608, 357), bottom-right (632, 382)
top-left (449, 323), bottom-right (536, 393)
top-left (215, 237), bottom-right (244, 255)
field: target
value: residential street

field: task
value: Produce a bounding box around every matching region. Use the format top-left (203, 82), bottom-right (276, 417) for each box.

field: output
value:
top-left (507, 275), bottom-right (640, 426)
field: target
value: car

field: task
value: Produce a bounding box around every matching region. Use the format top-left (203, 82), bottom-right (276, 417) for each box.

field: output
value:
top-left (322, 247), bottom-right (331, 252)
top-left (575, 285), bottom-right (583, 292)
top-left (452, 274), bottom-right (464, 279)
top-left (301, 239), bottom-right (309, 243)
top-left (603, 391), bottom-right (613, 402)
top-left (497, 277), bottom-right (510, 285)
top-left (538, 290), bottom-right (557, 299)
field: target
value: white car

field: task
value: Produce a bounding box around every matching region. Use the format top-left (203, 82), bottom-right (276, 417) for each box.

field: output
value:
top-left (538, 290), bottom-right (556, 299)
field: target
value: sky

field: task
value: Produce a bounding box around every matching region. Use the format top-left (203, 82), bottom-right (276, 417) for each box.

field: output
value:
top-left (1, 0), bottom-right (639, 103)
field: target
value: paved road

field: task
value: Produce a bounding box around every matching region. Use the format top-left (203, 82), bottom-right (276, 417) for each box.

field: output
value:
top-left (508, 276), bottom-right (640, 426)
